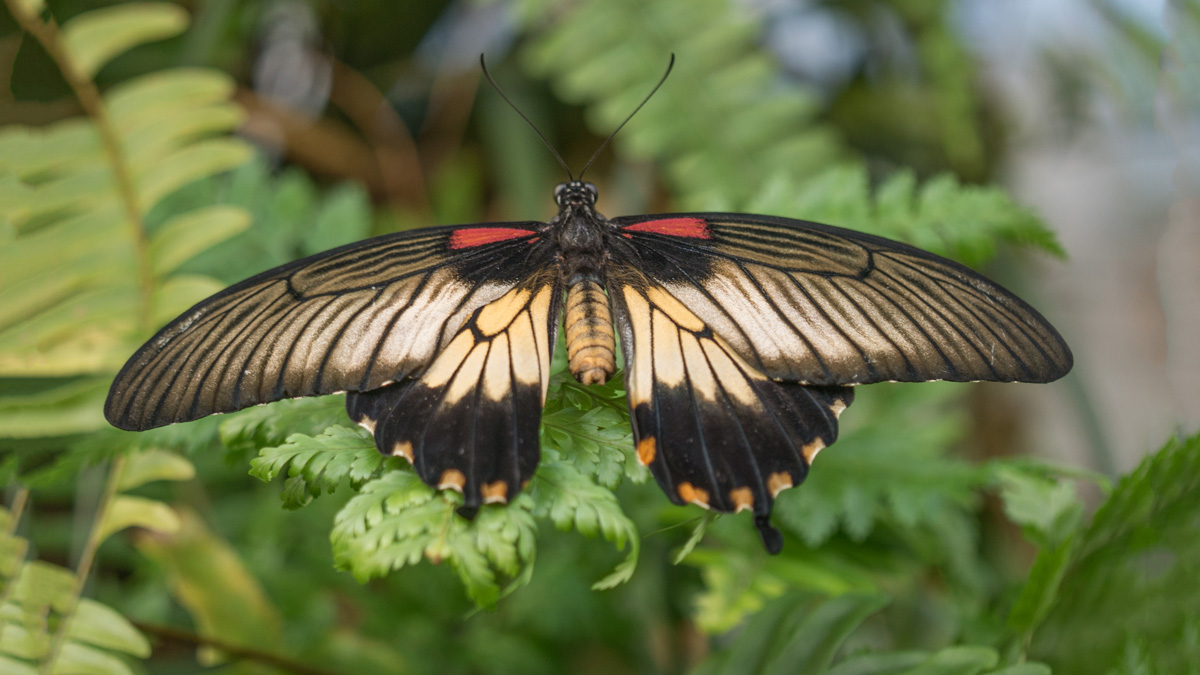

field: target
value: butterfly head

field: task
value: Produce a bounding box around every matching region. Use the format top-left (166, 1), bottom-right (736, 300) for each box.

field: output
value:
top-left (554, 180), bottom-right (598, 209)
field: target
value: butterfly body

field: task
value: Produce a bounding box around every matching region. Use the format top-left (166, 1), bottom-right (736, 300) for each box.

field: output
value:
top-left (106, 179), bottom-right (1071, 553)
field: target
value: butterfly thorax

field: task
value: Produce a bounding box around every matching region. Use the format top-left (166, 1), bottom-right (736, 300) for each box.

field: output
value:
top-left (552, 181), bottom-right (617, 386)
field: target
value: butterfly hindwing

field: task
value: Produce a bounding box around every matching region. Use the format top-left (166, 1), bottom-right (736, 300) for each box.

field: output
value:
top-left (611, 213), bottom-right (1073, 386)
top-left (347, 266), bottom-right (560, 512)
top-left (105, 223), bottom-right (547, 431)
top-left (608, 265), bottom-right (854, 551)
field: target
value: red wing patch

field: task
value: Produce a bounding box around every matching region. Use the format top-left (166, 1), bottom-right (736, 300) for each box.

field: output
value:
top-left (449, 228), bottom-right (537, 249)
top-left (622, 217), bottom-right (710, 239)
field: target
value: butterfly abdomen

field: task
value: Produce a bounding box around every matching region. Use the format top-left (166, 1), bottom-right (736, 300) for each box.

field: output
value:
top-left (565, 280), bottom-right (616, 385)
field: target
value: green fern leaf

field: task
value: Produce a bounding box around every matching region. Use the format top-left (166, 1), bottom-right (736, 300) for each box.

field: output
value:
top-left (529, 455), bottom-right (639, 589)
top-left (330, 472), bottom-right (538, 607)
top-left (249, 426), bottom-right (391, 505)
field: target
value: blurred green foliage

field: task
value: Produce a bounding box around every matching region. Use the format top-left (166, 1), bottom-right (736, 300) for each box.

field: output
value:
top-left (1, 1), bottom-right (1196, 674)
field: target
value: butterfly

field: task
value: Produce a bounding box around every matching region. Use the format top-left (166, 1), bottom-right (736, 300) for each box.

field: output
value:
top-left (104, 59), bottom-right (1072, 554)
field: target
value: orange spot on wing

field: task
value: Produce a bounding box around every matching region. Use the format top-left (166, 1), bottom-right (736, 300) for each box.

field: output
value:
top-left (730, 487), bottom-right (754, 513)
top-left (481, 481), bottom-right (508, 504)
top-left (767, 472), bottom-right (793, 498)
top-left (449, 227), bottom-right (535, 249)
top-left (677, 482), bottom-right (711, 508)
top-left (637, 437), bottom-right (657, 465)
top-left (392, 441), bottom-right (414, 463)
top-left (802, 439), bottom-right (825, 463)
top-left (622, 217), bottom-right (709, 239)
top-left (438, 469), bottom-right (466, 492)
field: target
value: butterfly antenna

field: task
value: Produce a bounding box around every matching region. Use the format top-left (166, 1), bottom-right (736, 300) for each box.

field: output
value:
top-left (578, 53), bottom-right (675, 181)
top-left (480, 54), bottom-right (574, 181)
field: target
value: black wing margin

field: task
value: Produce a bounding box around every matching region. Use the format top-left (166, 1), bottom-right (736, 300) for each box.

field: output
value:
top-left (105, 223), bottom-right (548, 431)
top-left (610, 213), bottom-right (1072, 386)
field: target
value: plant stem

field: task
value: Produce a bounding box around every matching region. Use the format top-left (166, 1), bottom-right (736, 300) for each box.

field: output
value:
top-left (4, 0), bottom-right (155, 333)
top-left (130, 619), bottom-right (339, 675)
top-left (40, 457), bottom-right (125, 675)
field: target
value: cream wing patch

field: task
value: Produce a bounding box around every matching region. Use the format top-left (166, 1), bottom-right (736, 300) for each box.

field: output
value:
top-left (417, 282), bottom-right (555, 409)
top-left (622, 284), bottom-right (769, 410)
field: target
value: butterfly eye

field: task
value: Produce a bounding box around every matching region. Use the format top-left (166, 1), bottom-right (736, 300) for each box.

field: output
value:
top-left (554, 184), bottom-right (567, 202)
top-left (584, 182), bottom-right (598, 199)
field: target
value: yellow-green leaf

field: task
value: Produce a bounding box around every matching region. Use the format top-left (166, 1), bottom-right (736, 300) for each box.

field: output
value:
top-left (0, 624), bottom-right (47, 661)
top-left (99, 496), bottom-right (181, 540)
top-left (107, 70), bottom-right (236, 130)
top-left (61, 3), bottom-right (189, 79)
top-left (6, 0), bottom-right (43, 21)
top-left (149, 205), bottom-right (251, 276)
top-left (0, 655), bottom-right (38, 675)
top-left (11, 561), bottom-right (75, 613)
top-left (0, 377), bottom-right (109, 438)
top-left (51, 641), bottom-right (135, 675)
top-left (117, 450), bottom-right (195, 491)
top-left (135, 138), bottom-right (252, 212)
top-left (66, 599), bottom-right (150, 658)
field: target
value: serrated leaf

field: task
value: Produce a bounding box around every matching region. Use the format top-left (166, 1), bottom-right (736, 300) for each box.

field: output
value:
top-left (331, 472), bottom-right (539, 607)
top-left (62, 3), bottom-right (189, 78)
top-left (66, 599), bottom-right (150, 658)
top-left (116, 449), bottom-right (194, 491)
top-left (219, 396), bottom-right (349, 455)
top-left (540, 407), bottom-right (633, 488)
top-left (774, 384), bottom-right (980, 548)
top-left (149, 205), bottom-right (252, 276)
top-left (529, 458), bottom-right (638, 589)
top-left (249, 426), bottom-right (385, 506)
top-left (991, 463), bottom-right (1085, 549)
top-left (52, 641), bottom-right (135, 675)
top-left (99, 496), bottom-right (180, 540)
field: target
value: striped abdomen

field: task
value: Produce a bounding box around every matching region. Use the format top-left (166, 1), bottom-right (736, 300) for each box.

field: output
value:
top-left (565, 280), bottom-right (616, 385)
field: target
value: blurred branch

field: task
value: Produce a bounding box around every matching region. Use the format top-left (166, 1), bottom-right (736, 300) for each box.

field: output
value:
top-left (329, 58), bottom-right (431, 216)
top-left (130, 619), bottom-right (338, 675)
top-left (236, 88), bottom-right (391, 195)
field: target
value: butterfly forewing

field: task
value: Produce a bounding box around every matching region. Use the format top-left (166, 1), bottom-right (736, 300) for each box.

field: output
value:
top-left (610, 213), bottom-right (1073, 386)
top-left (105, 223), bottom-right (546, 431)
